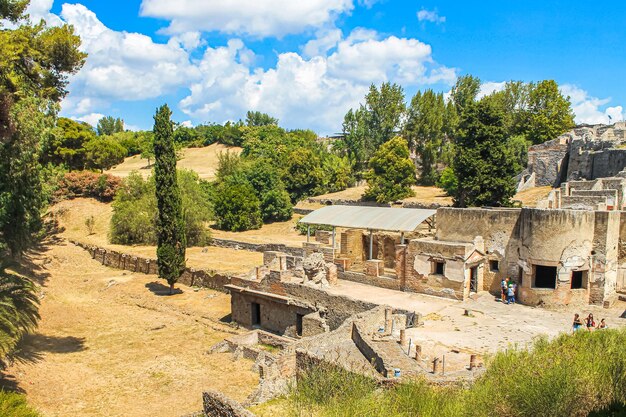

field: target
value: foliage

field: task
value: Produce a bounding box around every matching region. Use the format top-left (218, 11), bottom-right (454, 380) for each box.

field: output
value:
top-left (213, 155), bottom-right (292, 229)
top-left (0, 391), bottom-right (40, 417)
top-left (96, 116), bottom-right (124, 136)
top-left (286, 328), bottom-right (626, 417)
top-left (245, 111), bottom-right (278, 127)
top-left (153, 105), bottom-right (186, 292)
top-left (363, 136), bottom-right (415, 203)
top-left (41, 117), bottom-right (95, 170)
top-left (452, 96), bottom-right (521, 207)
top-left (212, 179), bottom-right (262, 232)
top-left (524, 79), bottom-right (576, 144)
top-left (403, 89), bottom-right (447, 185)
top-left (84, 215), bottom-right (95, 235)
top-left (295, 222), bottom-right (332, 236)
top-left (0, 98), bottom-right (50, 256)
top-left (339, 82), bottom-right (405, 172)
top-left (450, 74), bottom-right (481, 116)
top-left (0, 260), bottom-right (40, 359)
top-left (437, 166), bottom-right (458, 196)
top-left (54, 171), bottom-right (121, 202)
top-left (84, 136), bottom-right (126, 171)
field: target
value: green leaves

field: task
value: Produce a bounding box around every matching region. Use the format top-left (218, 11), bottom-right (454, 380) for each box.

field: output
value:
top-left (363, 136), bottom-right (415, 203)
top-left (153, 105), bottom-right (186, 288)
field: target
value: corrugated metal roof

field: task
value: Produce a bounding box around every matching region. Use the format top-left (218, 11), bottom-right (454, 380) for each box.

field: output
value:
top-left (299, 205), bottom-right (436, 233)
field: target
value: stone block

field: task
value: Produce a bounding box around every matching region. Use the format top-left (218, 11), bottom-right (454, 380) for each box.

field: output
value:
top-left (365, 259), bottom-right (384, 277)
top-left (334, 257), bottom-right (352, 271)
top-left (315, 230), bottom-right (332, 244)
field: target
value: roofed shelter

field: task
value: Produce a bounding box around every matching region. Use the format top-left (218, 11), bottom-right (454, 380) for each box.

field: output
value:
top-left (299, 205), bottom-right (436, 260)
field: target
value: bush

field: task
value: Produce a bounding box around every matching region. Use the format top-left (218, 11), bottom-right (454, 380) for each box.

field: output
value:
top-left (54, 171), bottom-right (121, 202)
top-left (110, 170), bottom-right (212, 246)
top-left (213, 180), bottom-right (262, 232)
top-left (0, 392), bottom-right (40, 417)
top-left (437, 166), bottom-right (458, 196)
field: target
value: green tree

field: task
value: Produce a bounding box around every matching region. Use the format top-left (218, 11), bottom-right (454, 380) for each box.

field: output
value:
top-left (153, 105), bottom-right (186, 295)
top-left (436, 166), bottom-right (458, 196)
top-left (363, 82), bottom-right (405, 156)
top-left (452, 96), bottom-right (521, 207)
top-left (337, 107), bottom-right (369, 171)
top-left (525, 80), bottom-right (575, 144)
top-left (0, 98), bottom-right (49, 257)
top-left (404, 90), bottom-right (446, 185)
top-left (96, 116), bottom-right (124, 136)
top-left (363, 136), bottom-right (415, 203)
top-left (213, 179), bottom-right (262, 232)
top-left (139, 131), bottom-right (155, 167)
top-left (245, 111), bottom-right (278, 127)
top-left (450, 75), bottom-right (481, 116)
top-left (84, 136), bottom-right (127, 172)
top-left (41, 117), bottom-right (95, 170)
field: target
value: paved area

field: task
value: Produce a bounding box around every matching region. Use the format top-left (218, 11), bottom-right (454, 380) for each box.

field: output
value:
top-left (327, 279), bottom-right (626, 371)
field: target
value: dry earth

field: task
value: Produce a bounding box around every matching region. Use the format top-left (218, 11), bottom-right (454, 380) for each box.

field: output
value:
top-left (51, 198), bottom-right (263, 273)
top-left (2, 240), bottom-right (259, 417)
top-left (105, 143), bottom-right (242, 180)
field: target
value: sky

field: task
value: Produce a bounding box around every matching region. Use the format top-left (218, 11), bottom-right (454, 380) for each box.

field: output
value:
top-left (20, 0), bottom-right (626, 134)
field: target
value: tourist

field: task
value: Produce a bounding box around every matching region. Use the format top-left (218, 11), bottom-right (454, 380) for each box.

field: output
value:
top-left (597, 318), bottom-right (608, 330)
top-left (506, 283), bottom-right (516, 304)
top-left (586, 313), bottom-right (596, 331)
top-left (501, 277), bottom-right (508, 303)
top-left (572, 313), bottom-right (583, 332)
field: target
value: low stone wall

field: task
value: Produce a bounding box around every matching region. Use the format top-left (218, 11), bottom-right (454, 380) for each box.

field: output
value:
top-left (307, 197), bottom-right (446, 210)
top-left (340, 270), bottom-right (402, 291)
top-left (210, 237), bottom-right (304, 257)
top-left (202, 391), bottom-right (255, 417)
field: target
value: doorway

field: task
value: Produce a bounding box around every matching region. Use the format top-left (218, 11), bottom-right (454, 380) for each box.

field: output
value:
top-left (470, 266), bottom-right (478, 293)
top-left (296, 313), bottom-right (304, 336)
top-left (251, 302), bottom-right (261, 326)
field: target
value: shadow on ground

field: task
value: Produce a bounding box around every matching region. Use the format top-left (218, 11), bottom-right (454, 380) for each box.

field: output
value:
top-left (1, 334), bottom-right (86, 393)
top-left (145, 281), bottom-right (183, 296)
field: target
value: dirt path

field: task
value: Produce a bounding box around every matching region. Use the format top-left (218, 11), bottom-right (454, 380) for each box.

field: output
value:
top-left (2, 240), bottom-right (258, 417)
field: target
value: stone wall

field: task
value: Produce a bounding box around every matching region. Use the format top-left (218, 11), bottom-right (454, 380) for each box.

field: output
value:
top-left (210, 237), bottom-right (303, 257)
top-left (202, 391), bottom-right (255, 417)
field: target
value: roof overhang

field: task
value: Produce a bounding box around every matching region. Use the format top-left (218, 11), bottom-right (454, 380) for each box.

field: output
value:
top-left (298, 205), bottom-right (436, 233)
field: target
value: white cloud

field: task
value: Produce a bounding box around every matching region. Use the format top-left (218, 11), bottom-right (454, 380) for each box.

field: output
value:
top-left (139, 0), bottom-right (354, 38)
top-left (179, 29), bottom-right (457, 133)
top-left (75, 113), bottom-right (105, 127)
top-left (417, 9), bottom-right (445, 24)
top-left (477, 81), bottom-right (506, 99)
top-left (58, 3), bottom-right (200, 116)
top-left (560, 84), bottom-right (625, 124)
top-left (303, 27), bottom-right (343, 58)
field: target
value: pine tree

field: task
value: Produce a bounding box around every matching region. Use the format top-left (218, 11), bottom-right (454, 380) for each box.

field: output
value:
top-left (153, 105), bottom-right (186, 294)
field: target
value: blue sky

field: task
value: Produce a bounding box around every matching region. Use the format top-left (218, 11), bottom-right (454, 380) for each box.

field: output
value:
top-left (25, 0), bottom-right (626, 134)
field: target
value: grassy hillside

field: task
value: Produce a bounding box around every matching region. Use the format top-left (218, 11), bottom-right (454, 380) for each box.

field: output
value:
top-left (105, 143), bottom-right (242, 180)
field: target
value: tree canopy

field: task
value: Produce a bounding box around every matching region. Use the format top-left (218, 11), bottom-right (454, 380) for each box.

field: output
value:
top-left (363, 136), bottom-right (415, 204)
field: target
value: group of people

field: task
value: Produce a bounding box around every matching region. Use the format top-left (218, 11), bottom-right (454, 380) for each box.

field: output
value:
top-left (500, 277), bottom-right (517, 304)
top-left (572, 313), bottom-right (608, 332)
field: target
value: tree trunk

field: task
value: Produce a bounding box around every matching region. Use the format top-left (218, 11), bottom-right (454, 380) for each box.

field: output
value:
top-left (169, 282), bottom-right (175, 295)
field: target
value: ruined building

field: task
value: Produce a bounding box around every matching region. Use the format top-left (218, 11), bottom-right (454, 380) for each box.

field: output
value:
top-left (518, 122), bottom-right (626, 189)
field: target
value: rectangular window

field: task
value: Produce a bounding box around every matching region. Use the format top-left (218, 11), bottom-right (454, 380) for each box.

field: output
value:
top-left (533, 265), bottom-right (557, 289)
top-left (489, 260), bottom-right (499, 272)
top-left (433, 260), bottom-right (445, 275)
top-left (571, 270), bottom-right (586, 289)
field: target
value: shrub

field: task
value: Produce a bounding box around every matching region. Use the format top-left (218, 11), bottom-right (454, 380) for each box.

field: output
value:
top-left (109, 170), bottom-right (211, 246)
top-left (0, 392), bottom-right (40, 417)
top-left (437, 166), bottom-right (458, 196)
top-left (53, 171), bottom-right (121, 202)
top-left (213, 180), bottom-right (262, 232)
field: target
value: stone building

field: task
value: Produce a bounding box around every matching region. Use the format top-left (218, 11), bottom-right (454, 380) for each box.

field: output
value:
top-left (519, 122), bottom-right (626, 189)
top-left (300, 205), bottom-right (625, 307)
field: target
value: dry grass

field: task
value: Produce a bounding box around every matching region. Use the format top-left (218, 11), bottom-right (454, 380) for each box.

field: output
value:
top-left (3, 242), bottom-right (259, 417)
top-left (308, 185), bottom-right (453, 205)
top-left (513, 186), bottom-right (553, 207)
top-left (210, 215), bottom-right (306, 247)
top-left (50, 198), bottom-right (262, 274)
top-left (105, 143), bottom-right (242, 180)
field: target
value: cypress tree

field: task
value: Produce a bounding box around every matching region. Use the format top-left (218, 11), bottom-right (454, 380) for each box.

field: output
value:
top-left (153, 105), bottom-right (186, 294)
